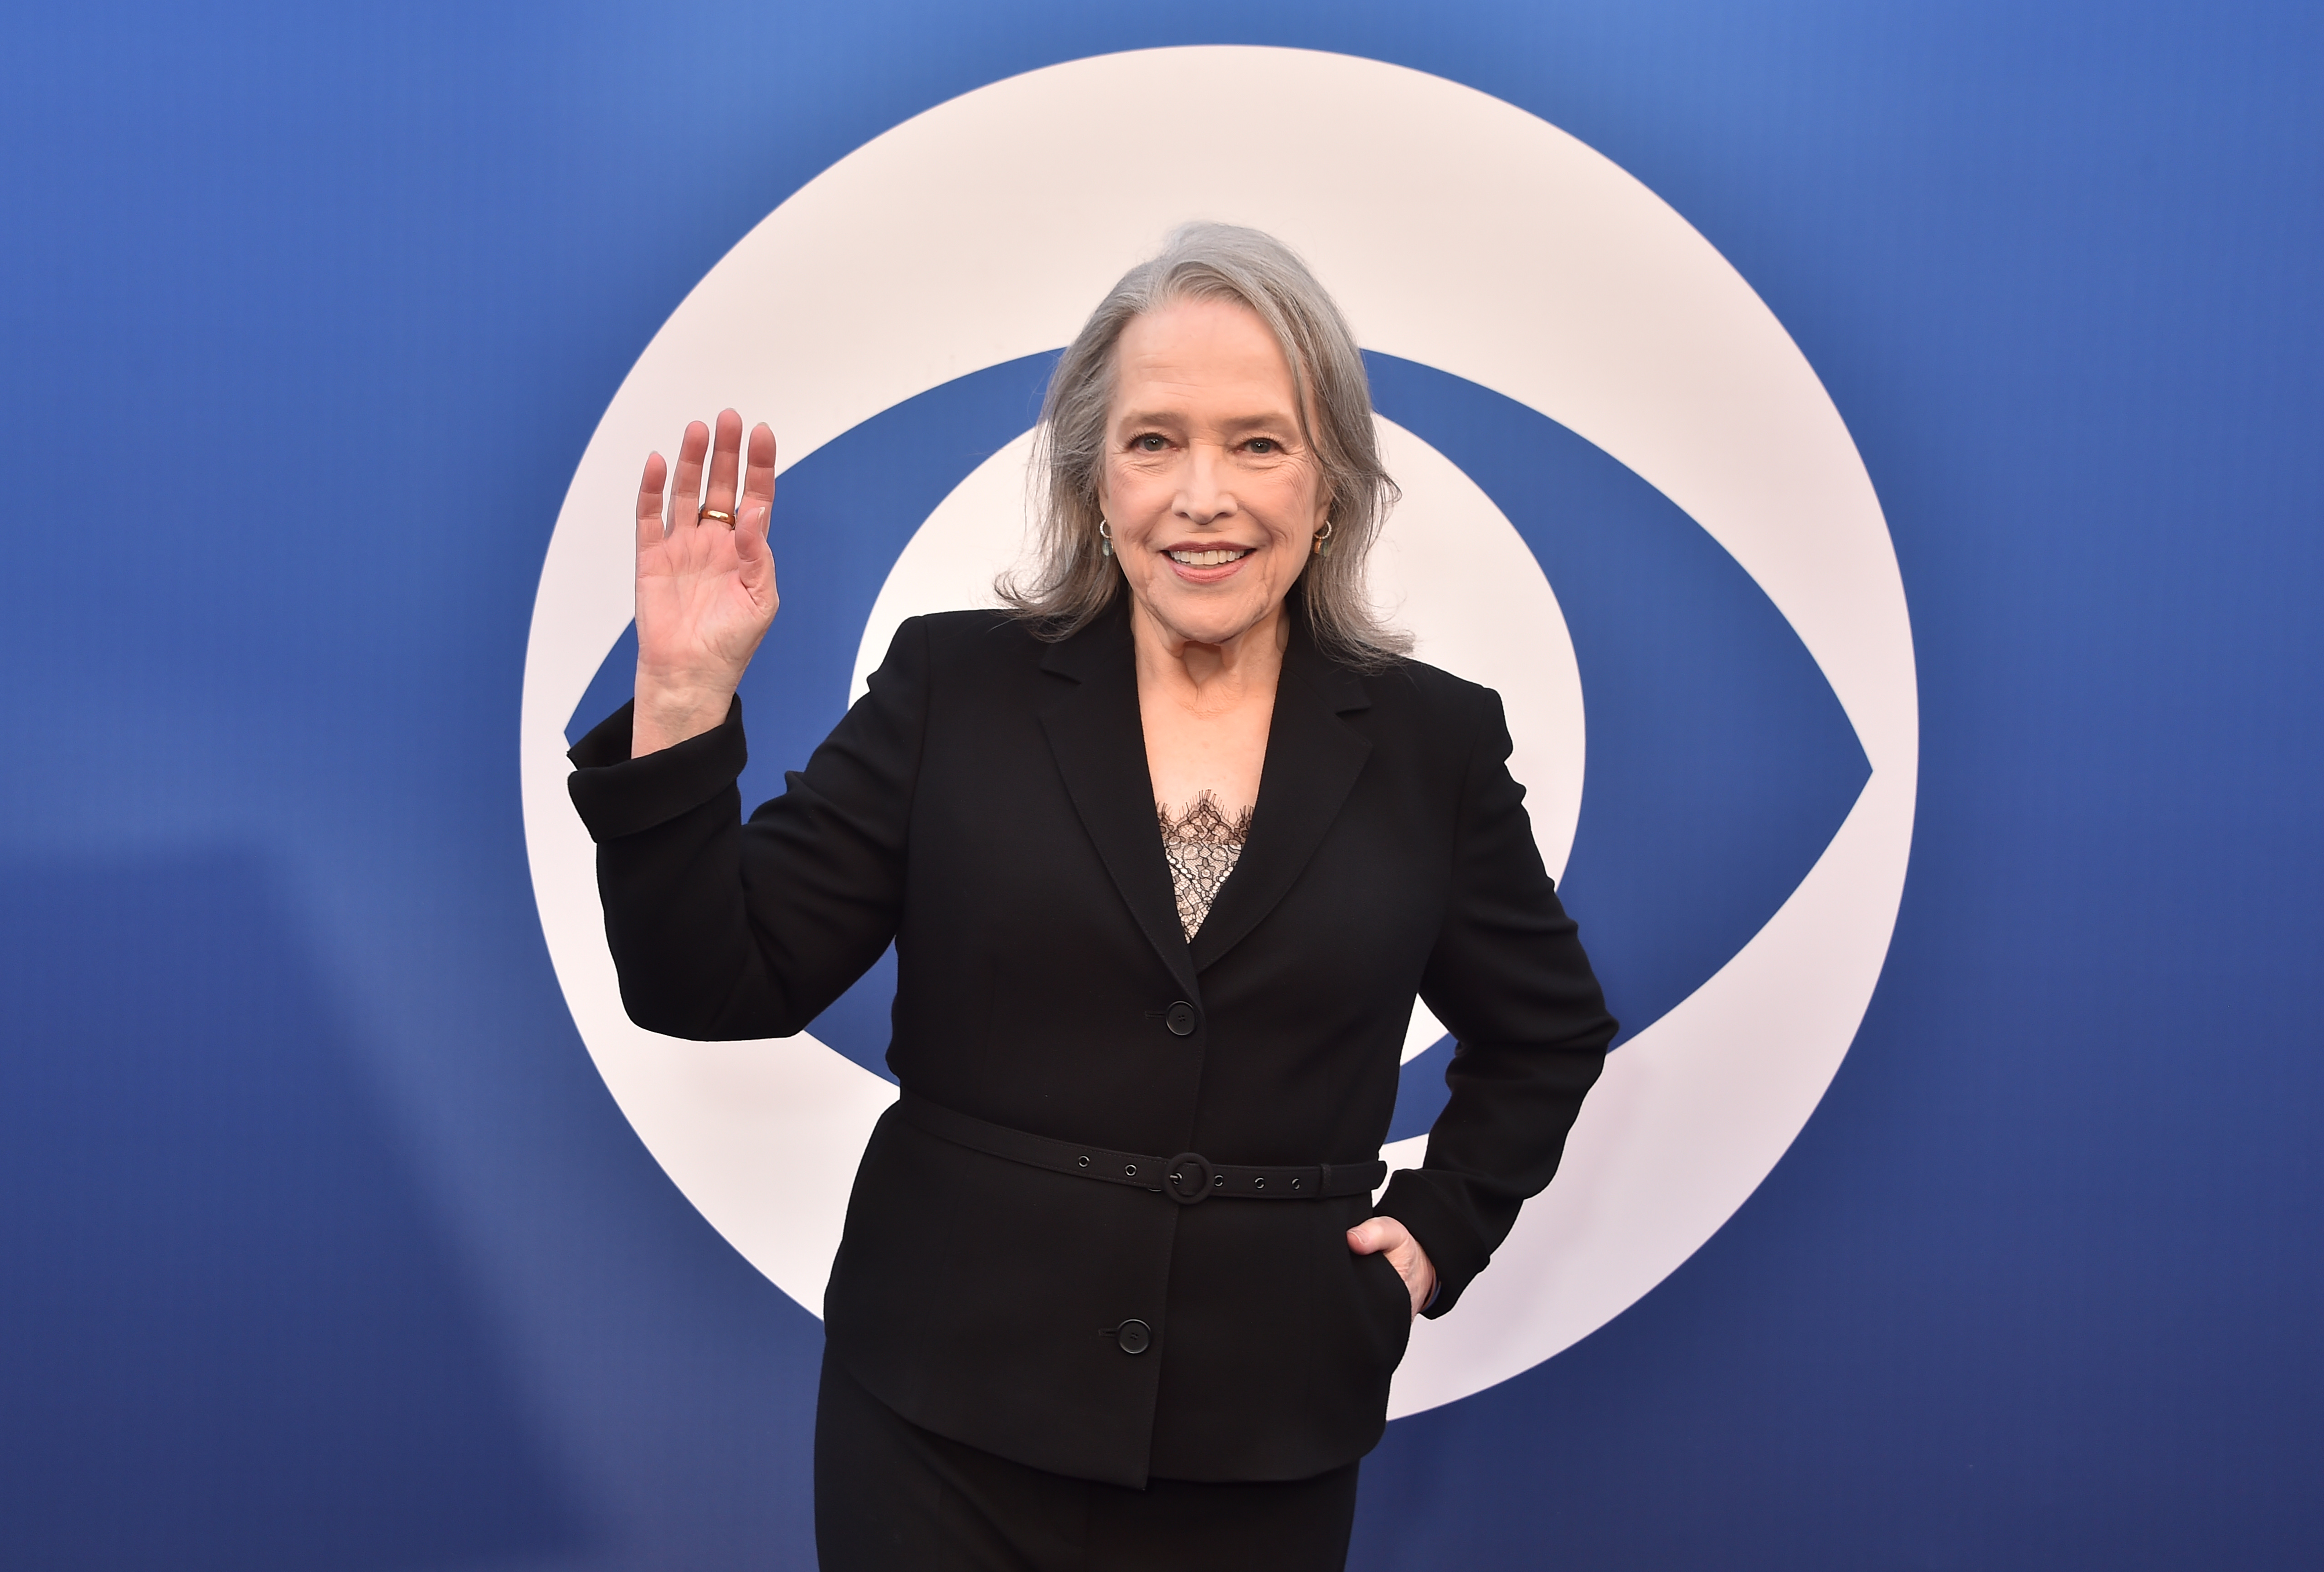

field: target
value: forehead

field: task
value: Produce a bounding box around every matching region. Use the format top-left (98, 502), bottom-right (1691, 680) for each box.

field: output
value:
top-left (1111, 297), bottom-right (1297, 410)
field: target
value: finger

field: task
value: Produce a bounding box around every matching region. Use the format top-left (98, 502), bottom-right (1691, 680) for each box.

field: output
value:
top-left (703, 409), bottom-right (744, 519)
top-left (1346, 1220), bottom-right (1388, 1255)
top-left (671, 420), bottom-right (710, 526)
top-left (635, 452), bottom-right (668, 552)
top-left (740, 422), bottom-right (777, 529)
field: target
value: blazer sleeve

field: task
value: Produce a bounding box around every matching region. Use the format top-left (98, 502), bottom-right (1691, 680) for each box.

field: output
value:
top-left (1374, 685), bottom-right (1618, 1316)
top-left (563, 616), bottom-right (932, 1040)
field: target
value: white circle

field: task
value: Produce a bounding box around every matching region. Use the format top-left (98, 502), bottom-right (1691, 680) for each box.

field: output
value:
top-left (519, 46), bottom-right (1917, 1419)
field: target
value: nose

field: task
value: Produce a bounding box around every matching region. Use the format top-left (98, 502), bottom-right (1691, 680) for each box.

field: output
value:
top-left (1175, 442), bottom-right (1238, 525)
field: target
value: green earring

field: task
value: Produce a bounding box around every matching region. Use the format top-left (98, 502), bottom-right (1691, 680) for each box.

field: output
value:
top-left (1098, 518), bottom-right (1114, 557)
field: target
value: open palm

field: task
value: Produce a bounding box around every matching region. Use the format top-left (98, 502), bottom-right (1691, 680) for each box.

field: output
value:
top-left (631, 410), bottom-right (779, 755)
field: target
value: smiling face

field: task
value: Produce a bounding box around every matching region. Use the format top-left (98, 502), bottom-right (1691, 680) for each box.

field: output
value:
top-left (1098, 297), bottom-right (1331, 652)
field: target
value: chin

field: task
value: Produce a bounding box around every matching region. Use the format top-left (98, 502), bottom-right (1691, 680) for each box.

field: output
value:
top-left (1148, 594), bottom-right (1263, 644)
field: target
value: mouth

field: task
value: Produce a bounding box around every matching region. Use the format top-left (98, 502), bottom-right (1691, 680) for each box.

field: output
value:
top-left (1165, 546), bottom-right (1253, 567)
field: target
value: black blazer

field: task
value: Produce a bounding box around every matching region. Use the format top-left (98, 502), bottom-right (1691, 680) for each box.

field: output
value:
top-left (568, 597), bottom-right (1614, 1488)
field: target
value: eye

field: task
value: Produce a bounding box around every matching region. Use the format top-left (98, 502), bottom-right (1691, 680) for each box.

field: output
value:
top-left (1134, 433), bottom-right (1168, 452)
top-left (1246, 437), bottom-right (1277, 454)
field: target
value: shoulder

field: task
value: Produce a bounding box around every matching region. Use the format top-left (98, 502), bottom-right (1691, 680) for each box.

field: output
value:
top-left (877, 609), bottom-right (1047, 672)
top-left (1348, 654), bottom-right (1506, 744)
top-left (864, 611), bottom-right (1065, 727)
top-left (1363, 654), bottom-right (1493, 708)
top-left (906, 607), bottom-right (1025, 642)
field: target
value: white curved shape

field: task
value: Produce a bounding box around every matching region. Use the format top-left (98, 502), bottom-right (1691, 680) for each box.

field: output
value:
top-left (520, 46), bottom-right (1916, 1404)
top-left (847, 428), bottom-right (1033, 704)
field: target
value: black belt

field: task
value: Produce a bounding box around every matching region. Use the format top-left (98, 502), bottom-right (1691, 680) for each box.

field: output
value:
top-left (897, 1092), bottom-right (1386, 1206)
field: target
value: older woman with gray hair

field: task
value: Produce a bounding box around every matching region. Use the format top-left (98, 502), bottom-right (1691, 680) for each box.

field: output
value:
top-left (567, 223), bottom-right (1615, 1569)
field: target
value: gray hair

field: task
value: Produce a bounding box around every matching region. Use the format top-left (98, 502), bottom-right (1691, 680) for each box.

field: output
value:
top-left (997, 222), bottom-right (1409, 669)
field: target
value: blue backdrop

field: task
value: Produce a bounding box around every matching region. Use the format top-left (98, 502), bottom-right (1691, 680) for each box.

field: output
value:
top-left (2, 3), bottom-right (2317, 1567)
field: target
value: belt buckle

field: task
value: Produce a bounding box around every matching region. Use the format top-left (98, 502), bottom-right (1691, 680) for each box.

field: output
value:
top-left (1163, 1151), bottom-right (1213, 1205)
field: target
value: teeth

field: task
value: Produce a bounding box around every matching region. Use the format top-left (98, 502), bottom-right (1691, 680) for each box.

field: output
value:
top-left (1168, 548), bottom-right (1249, 566)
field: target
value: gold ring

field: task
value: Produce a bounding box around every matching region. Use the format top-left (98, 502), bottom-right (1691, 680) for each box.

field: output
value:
top-left (698, 507), bottom-right (736, 528)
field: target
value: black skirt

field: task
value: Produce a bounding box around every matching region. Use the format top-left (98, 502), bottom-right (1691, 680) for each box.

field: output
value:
top-left (814, 1347), bottom-right (1363, 1571)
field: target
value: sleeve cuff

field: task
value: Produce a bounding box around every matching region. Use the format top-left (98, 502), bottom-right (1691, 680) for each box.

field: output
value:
top-left (1374, 1170), bottom-right (1493, 1319)
top-left (566, 697), bottom-right (748, 842)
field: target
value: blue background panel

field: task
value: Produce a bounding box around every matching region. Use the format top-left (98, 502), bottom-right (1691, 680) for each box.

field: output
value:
top-left (0, 854), bottom-right (581, 1571)
top-left (1, 2), bottom-right (2318, 1567)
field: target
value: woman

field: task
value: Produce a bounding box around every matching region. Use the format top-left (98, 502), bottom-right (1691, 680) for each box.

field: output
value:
top-left (568, 224), bottom-right (1616, 1569)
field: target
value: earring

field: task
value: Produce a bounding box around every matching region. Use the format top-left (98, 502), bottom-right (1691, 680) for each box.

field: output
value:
top-left (1098, 518), bottom-right (1114, 558)
top-left (1312, 518), bottom-right (1335, 559)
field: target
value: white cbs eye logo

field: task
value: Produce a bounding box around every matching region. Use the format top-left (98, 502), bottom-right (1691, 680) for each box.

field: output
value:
top-left (521, 46), bottom-right (1917, 1420)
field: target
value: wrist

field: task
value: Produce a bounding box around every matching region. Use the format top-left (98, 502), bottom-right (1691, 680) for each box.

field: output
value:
top-left (631, 681), bottom-right (734, 755)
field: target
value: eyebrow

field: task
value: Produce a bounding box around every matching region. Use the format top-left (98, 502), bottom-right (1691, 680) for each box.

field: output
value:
top-left (1112, 408), bottom-right (1300, 435)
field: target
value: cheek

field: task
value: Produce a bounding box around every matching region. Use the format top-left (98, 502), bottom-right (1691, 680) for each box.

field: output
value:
top-left (1262, 469), bottom-right (1326, 532)
top-left (1104, 462), bottom-right (1172, 523)
top-left (1262, 456), bottom-right (1322, 506)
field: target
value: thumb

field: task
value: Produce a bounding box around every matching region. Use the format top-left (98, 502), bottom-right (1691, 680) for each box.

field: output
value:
top-left (735, 503), bottom-right (778, 591)
top-left (734, 498), bottom-right (769, 559)
top-left (1346, 1218), bottom-right (1392, 1255)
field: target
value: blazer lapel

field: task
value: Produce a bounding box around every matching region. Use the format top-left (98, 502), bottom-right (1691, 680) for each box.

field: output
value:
top-left (1038, 606), bottom-right (1202, 1001)
top-left (1187, 612), bottom-right (1373, 972)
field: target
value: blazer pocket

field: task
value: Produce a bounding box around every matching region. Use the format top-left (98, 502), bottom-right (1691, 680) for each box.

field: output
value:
top-left (1352, 1242), bottom-right (1416, 1367)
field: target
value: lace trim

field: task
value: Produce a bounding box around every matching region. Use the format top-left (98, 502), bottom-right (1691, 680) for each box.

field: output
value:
top-left (1158, 791), bottom-right (1254, 940)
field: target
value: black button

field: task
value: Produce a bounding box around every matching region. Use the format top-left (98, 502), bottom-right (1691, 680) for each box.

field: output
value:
top-left (1164, 1001), bottom-right (1198, 1037)
top-left (1116, 1318), bottom-right (1152, 1355)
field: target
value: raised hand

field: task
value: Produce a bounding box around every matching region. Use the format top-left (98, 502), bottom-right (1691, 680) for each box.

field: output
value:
top-left (631, 410), bottom-right (779, 755)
